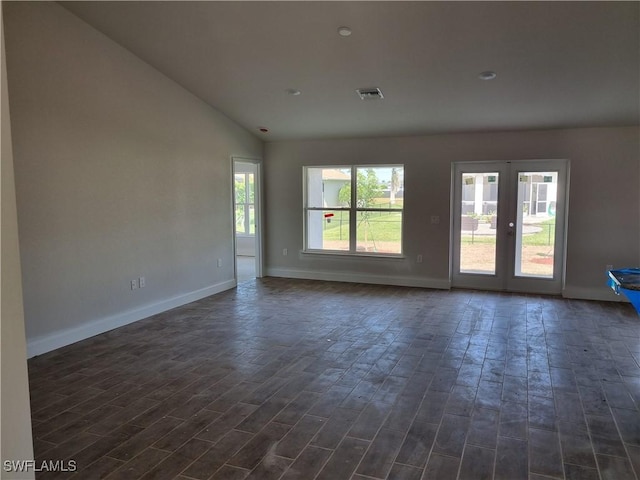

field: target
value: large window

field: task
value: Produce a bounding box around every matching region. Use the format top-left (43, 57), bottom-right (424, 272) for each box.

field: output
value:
top-left (304, 165), bottom-right (404, 255)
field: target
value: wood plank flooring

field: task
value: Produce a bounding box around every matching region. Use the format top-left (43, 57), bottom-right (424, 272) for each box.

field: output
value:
top-left (27, 278), bottom-right (640, 479)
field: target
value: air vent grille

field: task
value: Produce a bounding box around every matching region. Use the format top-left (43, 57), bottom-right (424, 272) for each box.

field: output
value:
top-left (356, 87), bottom-right (384, 100)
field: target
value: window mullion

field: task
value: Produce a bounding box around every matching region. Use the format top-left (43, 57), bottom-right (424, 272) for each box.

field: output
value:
top-left (349, 166), bottom-right (357, 253)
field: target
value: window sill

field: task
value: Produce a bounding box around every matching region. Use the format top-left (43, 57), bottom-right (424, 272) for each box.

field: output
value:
top-left (301, 250), bottom-right (405, 260)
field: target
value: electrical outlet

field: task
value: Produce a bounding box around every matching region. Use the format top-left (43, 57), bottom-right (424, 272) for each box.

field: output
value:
top-left (130, 280), bottom-right (138, 290)
top-left (417, 254), bottom-right (423, 263)
top-left (217, 258), bottom-right (222, 268)
top-left (606, 264), bottom-right (613, 273)
top-left (139, 276), bottom-right (146, 288)
top-left (283, 248), bottom-right (288, 256)
top-left (430, 215), bottom-right (440, 224)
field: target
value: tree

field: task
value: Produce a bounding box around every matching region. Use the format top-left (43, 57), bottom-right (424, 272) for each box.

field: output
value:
top-left (234, 175), bottom-right (254, 205)
top-left (235, 178), bottom-right (246, 205)
top-left (390, 167), bottom-right (400, 205)
top-left (234, 174), bottom-right (255, 234)
top-left (338, 169), bottom-right (382, 208)
top-left (338, 169), bottom-right (382, 247)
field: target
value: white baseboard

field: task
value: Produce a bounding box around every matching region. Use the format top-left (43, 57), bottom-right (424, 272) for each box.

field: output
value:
top-left (562, 285), bottom-right (629, 303)
top-left (26, 279), bottom-right (236, 358)
top-left (265, 267), bottom-right (450, 290)
top-left (266, 268), bottom-right (630, 304)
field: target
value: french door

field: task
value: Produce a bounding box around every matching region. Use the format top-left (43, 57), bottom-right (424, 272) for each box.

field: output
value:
top-left (451, 160), bottom-right (569, 294)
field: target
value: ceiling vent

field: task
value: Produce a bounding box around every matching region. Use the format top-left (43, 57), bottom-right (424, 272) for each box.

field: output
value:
top-left (356, 87), bottom-right (384, 100)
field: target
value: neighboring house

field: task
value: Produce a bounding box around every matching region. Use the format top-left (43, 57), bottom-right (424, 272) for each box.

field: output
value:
top-left (321, 169), bottom-right (350, 207)
top-left (462, 173), bottom-right (557, 217)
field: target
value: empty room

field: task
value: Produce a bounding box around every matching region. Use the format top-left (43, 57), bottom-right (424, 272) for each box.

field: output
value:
top-left (1, 1), bottom-right (639, 480)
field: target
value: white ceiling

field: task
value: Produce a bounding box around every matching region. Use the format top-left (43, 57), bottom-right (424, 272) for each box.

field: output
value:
top-left (60, 1), bottom-right (639, 141)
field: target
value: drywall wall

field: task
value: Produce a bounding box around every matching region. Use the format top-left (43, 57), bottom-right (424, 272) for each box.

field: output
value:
top-left (264, 127), bottom-right (639, 300)
top-left (1, 11), bottom-right (35, 477)
top-left (4, 2), bottom-right (262, 356)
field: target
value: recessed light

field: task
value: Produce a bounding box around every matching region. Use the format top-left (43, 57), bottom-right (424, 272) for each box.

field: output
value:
top-left (479, 71), bottom-right (497, 80)
top-left (337, 26), bottom-right (352, 37)
top-left (285, 88), bottom-right (301, 96)
top-left (258, 127), bottom-right (269, 133)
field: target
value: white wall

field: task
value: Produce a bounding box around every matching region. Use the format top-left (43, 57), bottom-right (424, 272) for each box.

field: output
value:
top-left (264, 127), bottom-right (639, 300)
top-left (1, 9), bottom-right (35, 477)
top-left (3, 2), bottom-right (262, 356)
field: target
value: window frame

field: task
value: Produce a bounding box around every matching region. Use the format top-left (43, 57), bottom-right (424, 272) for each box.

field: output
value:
top-left (303, 164), bottom-right (405, 257)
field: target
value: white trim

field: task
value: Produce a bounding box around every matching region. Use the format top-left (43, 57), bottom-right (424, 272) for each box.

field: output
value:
top-left (562, 285), bottom-right (629, 303)
top-left (265, 267), bottom-right (450, 290)
top-left (266, 267), bottom-right (627, 303)
top-left (301, 250), bottom-right (405, 260)
top-left (26, 280), bottom-right (236, 358)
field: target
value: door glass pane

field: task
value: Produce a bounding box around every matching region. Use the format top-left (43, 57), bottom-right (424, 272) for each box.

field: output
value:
top-left (248, 173), bottom-right (255, 203)
top-left (235, 205), bottom-right (245, 234)
top-left (515, 171), bottom-right (557, 278)
top-left (234, 174), bottom-right (246, 205)
top-left (459, 172), bottom-right (499, 274)
top-left (307, 210), bottom-right (350, 251)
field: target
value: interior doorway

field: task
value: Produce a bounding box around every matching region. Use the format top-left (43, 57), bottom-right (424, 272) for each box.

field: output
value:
top-left (233, 158), bottom-right (262, 283)
top-left (451, 159), bottom-right (569, 295)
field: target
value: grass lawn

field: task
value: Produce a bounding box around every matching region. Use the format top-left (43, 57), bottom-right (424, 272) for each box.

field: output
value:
top-left (322, 210), bottom-right (402, 242)
top-left (462, 218), bottom-right (555, 246)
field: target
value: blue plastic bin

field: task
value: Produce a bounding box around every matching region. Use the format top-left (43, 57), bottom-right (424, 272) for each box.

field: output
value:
top-left (608, 268), bottom-right (640, 315)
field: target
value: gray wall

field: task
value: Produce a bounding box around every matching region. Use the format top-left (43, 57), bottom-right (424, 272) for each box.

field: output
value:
top-left (1, 10), bottom-right (35, 477)
top-left (264, 127), bottom-right (639, 300)
top-left (4, 2), bottom-right (262, 355)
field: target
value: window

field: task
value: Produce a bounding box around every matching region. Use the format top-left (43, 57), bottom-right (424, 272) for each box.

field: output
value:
top-left (235, 172), bottom-right (255, 235)
top-left (304, 165), bottom-right (404, 255)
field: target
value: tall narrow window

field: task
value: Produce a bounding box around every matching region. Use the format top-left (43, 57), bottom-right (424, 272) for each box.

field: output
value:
top-left (304, 165), bottom-right (404, 255)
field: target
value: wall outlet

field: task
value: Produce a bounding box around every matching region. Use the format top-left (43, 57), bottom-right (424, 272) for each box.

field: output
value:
top-left (130, 280), bottom-right (138, 290)
top-left (417, 254), bottom-right (423, 263)
top-left (283, 248), bottom-right (288, 256)
top-left (430, 215), bottom-right (440, 224)
top-left (606, 264), bottom-right (613, 273)
top-left (217, 258), bottom-right (222, 268)
top-left (139, 276), bottom-right (146, 288)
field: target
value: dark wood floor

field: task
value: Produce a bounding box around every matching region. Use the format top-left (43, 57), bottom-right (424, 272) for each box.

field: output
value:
top-left (28, 278), bottom-right (640, 479)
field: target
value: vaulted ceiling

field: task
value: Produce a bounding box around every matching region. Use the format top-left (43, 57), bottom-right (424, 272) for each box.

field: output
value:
top-left (61, 1), bottom-right (639, 141)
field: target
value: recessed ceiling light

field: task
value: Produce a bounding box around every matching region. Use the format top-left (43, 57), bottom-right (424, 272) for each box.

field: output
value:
top-left (337, 26), bottom-right (352, 37)
top-left (479, 71), bottom-right (497, 80)
top-left (285, 88), bottom-right (301, 96)
top-left (258, 127), bottom-right (269, 133)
